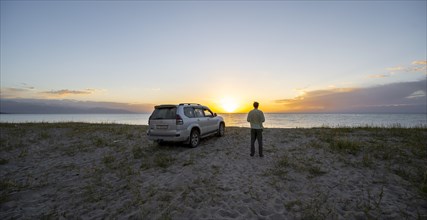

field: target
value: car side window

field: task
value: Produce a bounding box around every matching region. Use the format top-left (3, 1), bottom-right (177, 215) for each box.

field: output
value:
top-left (184, 107), bottom-right (195, 118)
top-left (194, 108), bottom-right (204, 118)
top-left (203, 109), bottom-right (213, 117)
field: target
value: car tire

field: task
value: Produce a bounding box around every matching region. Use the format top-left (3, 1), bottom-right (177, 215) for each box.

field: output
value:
top-left (217, 123), bottom-right (225, 137)
top-left (189, 129), bottom-right (200, 148)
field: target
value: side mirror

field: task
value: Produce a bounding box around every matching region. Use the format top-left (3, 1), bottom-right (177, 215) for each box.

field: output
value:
top-left (214, 113), bottom-right (217, 117)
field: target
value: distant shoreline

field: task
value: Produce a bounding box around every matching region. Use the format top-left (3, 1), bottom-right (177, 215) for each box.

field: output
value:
top-left (0, 112), bottom-right (148, 115)
top-left (1, 112), bottom-right (426, 114)
top-left (0, 122), bottom-right (426, 129)
top-left (1, 113), bottom-right (426, 129)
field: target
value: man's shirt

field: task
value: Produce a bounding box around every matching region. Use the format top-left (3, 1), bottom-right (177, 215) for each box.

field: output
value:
top-left (247, 109), bottom-right (265, 129)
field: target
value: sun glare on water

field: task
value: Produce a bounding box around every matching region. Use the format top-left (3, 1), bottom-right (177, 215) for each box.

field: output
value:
top-left (220, 97), bottom-right (238, 113)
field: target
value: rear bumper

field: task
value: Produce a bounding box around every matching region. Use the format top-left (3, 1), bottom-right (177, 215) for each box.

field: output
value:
top-left (147, 129), bottom-right (190, 142)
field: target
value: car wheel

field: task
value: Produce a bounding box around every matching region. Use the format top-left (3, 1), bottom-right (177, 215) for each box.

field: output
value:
top-left (189, 129), bottom-right (200, 148)
top-left (217, 123), bottom-right (225, 137)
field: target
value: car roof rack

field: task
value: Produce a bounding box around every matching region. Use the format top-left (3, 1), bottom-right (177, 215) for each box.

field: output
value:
top-left (155, 104), bottom-right (177, 109)
top-left (179, 103), bottom-right (201, 106)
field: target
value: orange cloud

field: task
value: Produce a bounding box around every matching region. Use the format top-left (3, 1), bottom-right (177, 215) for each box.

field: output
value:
top-left (0, 85), bottom-right (100, 100)
top-left (0, 87), bottom-right (35, 99)
top-left (0, 98), bottom-right (155, 114)
top-left (41, 89), bottom-right (94, 96)
top-left (387, 60), bottom-right (427, 73)
top-left (386, 66), bottom-right (404, 72)
top-left (412, 60), bottom-right (427, 65)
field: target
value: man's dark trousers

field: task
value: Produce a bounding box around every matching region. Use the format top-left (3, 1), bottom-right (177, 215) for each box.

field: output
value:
top-left (250, 129), bottom-right (263, 157)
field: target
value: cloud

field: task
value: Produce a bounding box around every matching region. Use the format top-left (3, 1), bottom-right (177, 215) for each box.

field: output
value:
top-left (368, 74), bottom-right (390, 79)
top-left (408, 66), bottom-right (427, 73)
top-left (389, 60), bottom-right (427, 74)
top-left (0, 87), bottom-right (35, 99)
top-left (3, 87), bottom-right (28, 92)
top-left (41, 89), bottom-right (94, 96)
top-left (412, 60), bottom-right (427, 65)
top-left (406, 90), bottom-right (426, 99)
top-left (276, 79), bottom-right (426, 113)
top-left (386, 66), bottom-right (405, 72)
top-left (21, 83), bottom-right (35, 90)
top-left (368, 60), bottom-right (427, 79)
top-left (0, 85), bottom-right (154, 113)
top-left (0, 85), bottom-right (100, 99)
top-left (0, 98), bottom-right (154, 113)
top-left (386, 65), bottom-right (425, 74)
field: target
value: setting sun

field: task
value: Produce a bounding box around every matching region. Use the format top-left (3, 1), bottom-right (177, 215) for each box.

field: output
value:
top-left (220, 97), bottom-right (238, 113)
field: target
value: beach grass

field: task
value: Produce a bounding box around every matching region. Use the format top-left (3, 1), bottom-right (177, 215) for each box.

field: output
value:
top-left (0, 122), bottom-right (426, 219)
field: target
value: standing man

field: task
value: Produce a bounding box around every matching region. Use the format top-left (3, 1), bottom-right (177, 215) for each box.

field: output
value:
top-left (247, 101), bottom-right (265, 157)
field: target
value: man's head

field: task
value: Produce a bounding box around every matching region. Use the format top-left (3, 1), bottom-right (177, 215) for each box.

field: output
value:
top-left (253, 102), bottom-right (259, 109)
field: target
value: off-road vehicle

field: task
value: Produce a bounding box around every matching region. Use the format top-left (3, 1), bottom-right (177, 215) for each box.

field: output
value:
top-left (147, 103), bottom-right (225, 147)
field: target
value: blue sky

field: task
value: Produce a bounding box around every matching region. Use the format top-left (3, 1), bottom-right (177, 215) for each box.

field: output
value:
top-left (1, 1), bottom-right (426, 113)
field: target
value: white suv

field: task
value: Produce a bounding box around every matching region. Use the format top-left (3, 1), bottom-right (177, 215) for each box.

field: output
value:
top-left (147, 103), bottom-right (225, 147)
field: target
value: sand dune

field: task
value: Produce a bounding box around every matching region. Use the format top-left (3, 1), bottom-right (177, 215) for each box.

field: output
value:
top-left (1, 123), bottom-right (426, 219)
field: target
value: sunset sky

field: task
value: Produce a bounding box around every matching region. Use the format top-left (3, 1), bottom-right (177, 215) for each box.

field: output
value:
top-left (1, 1), bottom-right (426, 113)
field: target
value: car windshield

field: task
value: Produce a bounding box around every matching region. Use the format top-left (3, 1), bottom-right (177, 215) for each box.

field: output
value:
top-left (150, 107), bottom-right (176, 119)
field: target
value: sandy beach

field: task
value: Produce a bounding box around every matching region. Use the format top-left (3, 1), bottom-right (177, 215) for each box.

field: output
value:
top-left (0, 123), bottom-right (426, 219)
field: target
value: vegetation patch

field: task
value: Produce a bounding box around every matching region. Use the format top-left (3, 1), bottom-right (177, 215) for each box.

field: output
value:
top-left (269, 153), bottom-right (327, 180)
top-left (421, 171), bottom-right (427, 194)
top-left (154, 153), bottom-right (176, 169)
top-left (102, 154), bottom-right (116, 169)
top-left (132, 145), bottom-right (145, 159)
top-left (39, 131), bottom-right (50, 140)
top-left (268, 154), bottom-right (290, 178)
top-left (301, 191), bottom-right (336, 220)
top-left (329, 138), bottom-right (362, 155)
top-left (0, 158), bottom-right (9, 165)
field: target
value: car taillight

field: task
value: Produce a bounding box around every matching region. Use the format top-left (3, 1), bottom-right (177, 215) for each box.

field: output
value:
top-left (176, 114), bottom-right (183, 125)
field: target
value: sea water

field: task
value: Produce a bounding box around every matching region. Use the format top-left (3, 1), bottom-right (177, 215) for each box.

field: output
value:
top-left (1, 113), bottom-right (426, 128)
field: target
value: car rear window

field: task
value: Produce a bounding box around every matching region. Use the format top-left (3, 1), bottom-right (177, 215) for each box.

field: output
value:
top-left (150, 107), bottom-right (176, 119)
